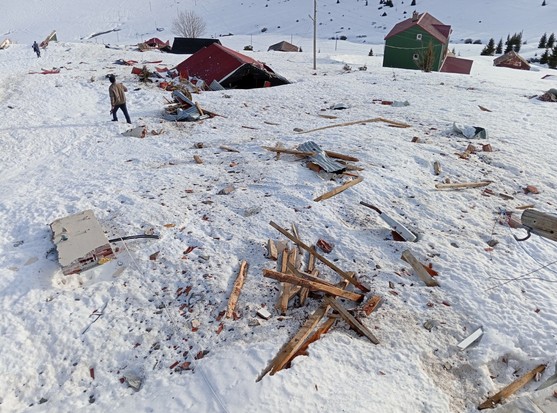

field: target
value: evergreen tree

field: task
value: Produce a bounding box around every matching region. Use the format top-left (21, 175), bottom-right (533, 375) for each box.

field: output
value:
top-left (540, 49), bottom-right (550, 64)
top-left (542, 0), bottom-right (547, 5)
top-left (481, 38), bottom-right (496, 56)
top-left (547, 33), bottom-right (555, 48)
top-left (411, 0), bottom-right (416, 5)
top-left (496, 38), bottom-right (503, 54)
top-left (548, 46), bottom-right (557, 68)
top-left (539, 33), bottom-right (547, 48)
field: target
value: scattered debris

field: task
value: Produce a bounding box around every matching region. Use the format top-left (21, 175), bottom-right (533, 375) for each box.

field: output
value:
top-left (314, 176), bottom-right (363, 202)
top-left (316, 239), bottom-right (333, 253)
top-left (537, 88), bottom-right (557, 102)
top-left (435, 181), bottom-right (491, 190)
top-left (122, 126), bottom-right (147, 138)
top-left (225, 260), bottom-right (249, 319)
top-left (523, 185), bottom-right (540, 194)
top-left (478, 364), bottom-right (546, 410)
top-left (478, 105), bottom-right (492, 112)
top-left (456, 326), bottom-right (483, 350)
top-left (50, 210), bottom-right (115, 275)
top-left (452, 122), bottom-right (488, 139)
top-left (433, 161), bottom-right (442, 176)
top-left (256, 307), bottom-right (272, 320)
top-left (163, 90), bottom-right (213, 122)
top-left (360, 202), bottom-right (417, 242)
top-left (296, 117), bottom-right (411, 134)
top-left (520, 209), bottom-right (557, 242)
top-left (401, 250), bottom-right (439, 287)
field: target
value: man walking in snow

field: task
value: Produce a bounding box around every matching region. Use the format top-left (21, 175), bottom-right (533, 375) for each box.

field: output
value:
top-left (108, 74), bottom-right (131, 124)
top-left (32, 41), bottom-right (40, 57)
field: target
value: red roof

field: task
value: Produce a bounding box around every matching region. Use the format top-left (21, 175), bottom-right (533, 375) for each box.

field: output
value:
top-left (385, 12), bottom-right (451, 44)
top-left (144, 37), bottom-right (169, 47)
top-left (175, 43), bottom-right (272, 84)
top-left (440, 56), bottom-right (473, 74)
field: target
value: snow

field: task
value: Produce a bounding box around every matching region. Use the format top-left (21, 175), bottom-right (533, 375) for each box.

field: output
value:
top-left (1, 1), bottom-right (557, 412)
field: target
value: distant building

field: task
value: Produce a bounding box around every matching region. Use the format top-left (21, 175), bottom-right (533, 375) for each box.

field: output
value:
top-left (268, 41), bottom-right (300, 52)
top-left (383, 11), bottom-right (472, 74)
top-left (170, 38), bottom-right (222, 54)
top-left (493, 51), bottom-right (531, 71)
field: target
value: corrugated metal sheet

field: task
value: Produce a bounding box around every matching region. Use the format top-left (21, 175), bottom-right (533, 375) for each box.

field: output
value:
top-left (298, 141), bottom-right (345, 173)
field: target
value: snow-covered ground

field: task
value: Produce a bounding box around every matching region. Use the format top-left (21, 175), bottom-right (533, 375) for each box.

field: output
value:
top-left (1, 1), bottom-right (557, 412)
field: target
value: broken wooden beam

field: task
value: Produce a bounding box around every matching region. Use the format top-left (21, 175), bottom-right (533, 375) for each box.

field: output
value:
top-left (263, 269), bottom-right (364, 302)
top-left (521, 209), bottom-right (557, 242)
top-left (478, 364), bottom-right (546, 410)
top-left (262, 146), bottom-right (359, 162)
top-left (266, 239), bottom-right (278, 260)
top-left (256, 303), bottom-right (330, 381)
top-left (401, 250), bottom-right (439, 287)
top-left (314, 176), bottom-right (363, 202)
top-left (359, 295), bottom-right (382, 317)
top-left (293, 316), bottom-right (337, 358)
top-left (324, 296), bottom-right (379, 344)
top-left (219, 145), bottom-right (240, 153)
top-left (269, 221), bottom-right (369, 292)
top-left (225, 260), bottom-right (249, 318)
top-left (435, 181), bottom-right (492, 190)
top-left (296, 117), bottom-right (411, 134)
top-left (193, 155), bottom-right (203, 164)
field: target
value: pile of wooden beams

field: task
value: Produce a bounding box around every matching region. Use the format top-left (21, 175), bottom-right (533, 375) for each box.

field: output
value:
top-left (257, 221), bottom-right (382, 381)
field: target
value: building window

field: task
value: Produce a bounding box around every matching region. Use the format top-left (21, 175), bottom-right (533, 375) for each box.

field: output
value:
top-left (416, 34), bottom-right (422, 40)
top-left (413, 53), bottom-right (419, 60)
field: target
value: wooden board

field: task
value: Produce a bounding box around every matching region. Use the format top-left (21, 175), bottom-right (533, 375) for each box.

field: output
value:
top-left (256, 303), bottom-right (330, 381)
top-left (324, 296), bottom-right (379, 344)
top-left (314, 176), bottom-right (363, 202)
top-left (401, 250), bottom-right (439, 287)
top-left (435, 181), bottom-right (491, 190)
top-left (478, 364), bottom-right (546, 410)
top-left (296, 117), bottom-right (411, 134)
top-left (263, 269), bottom-right (364, 302)
top-left (269, 221), bottom-right (369, 292)
top-left (225, 260), bottom-right (249, 318)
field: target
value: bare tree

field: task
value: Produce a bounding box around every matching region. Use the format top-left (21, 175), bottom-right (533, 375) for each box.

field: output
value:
top-left (173, 10), bottom-right (206, 38)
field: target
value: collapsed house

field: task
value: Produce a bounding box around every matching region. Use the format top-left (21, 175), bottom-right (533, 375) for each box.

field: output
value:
top-left (175, 43), bottom-right (290, 90)
top-left (138, 37), bottom-right (171, 52)
top-left (383, 11), bottom-right (473, 74)
top-left (40, 30), bottom-right (57, 48)
top-left (493, 50), bottom-right (531, 71)
top-left (170, 37), bottom-right (221, 54)
top-left (268, 41), bottom-right (301, 52)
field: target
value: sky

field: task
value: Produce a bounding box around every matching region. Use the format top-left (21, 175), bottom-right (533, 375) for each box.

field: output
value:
top-left (1, 1), bottom-right (557, 412)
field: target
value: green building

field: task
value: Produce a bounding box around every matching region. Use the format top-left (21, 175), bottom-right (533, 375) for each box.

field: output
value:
top-left (383, 11), bottom-right (451, 72)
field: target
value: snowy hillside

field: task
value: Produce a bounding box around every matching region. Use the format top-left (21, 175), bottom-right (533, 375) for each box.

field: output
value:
top-left (1, 1), bottom-right (557, 413)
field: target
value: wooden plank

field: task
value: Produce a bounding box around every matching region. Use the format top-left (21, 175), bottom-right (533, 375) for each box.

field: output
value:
top-left (299, 248), bottom-right (317, 306)
top-left (266, 239), bottom-right (278, 260)
top-left (219, 145), bottom-right (240, 153)
top-left (269, 221), bottom-right (369, 292)
top-left (256, 303), bottom-right (330, 381)
top-left (359, 295), bottom-right (382, 317)
top-left (314, 176), bottom-right (363, 202)
top-left (296, 117), bottom-right (411, 134)
top-left (193, 155), bottom-right (203, 164)
top-left (293, 316), bottom-right (337, 357)
top-left (401, 250), bottom-right (439, 287)
top-left (324, 296), bottom-right (379, 344)
top-left (521, 209), bottom-right (557, 242)
top-left (262, 146), bottom-right (359, 162)
top-left (279, 249), bottom-right (298, 314)
top-left (276, 247), bottom-right (290, 314)
top-left (435, 181), bottom-right (491, 190)
top-left (263, 269), bottom-right (364, 302)
top-left (478, 364), bottom-right (546, 410)
top-left (287, 263), bottom-right (336, 288)
top-left (225, 260), bottom-right (249, 318)
top-left (433, 161), bottom-right (441, 176)
top-left (194, 102), bottom-right (205, 116)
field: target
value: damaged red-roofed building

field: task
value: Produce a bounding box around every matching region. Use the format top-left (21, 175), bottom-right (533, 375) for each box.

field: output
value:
top-left (383, 11), bottom-right (473, 75)
top-left (493, 50), bottom-right (531, 71)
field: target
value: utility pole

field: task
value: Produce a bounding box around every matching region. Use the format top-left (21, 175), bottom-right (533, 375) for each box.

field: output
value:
top-left (312, 0), bottom-right (317, 70)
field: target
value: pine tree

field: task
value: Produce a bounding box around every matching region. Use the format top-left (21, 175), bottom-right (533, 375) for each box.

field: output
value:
top-left (540, 49), bottom-right (550, 64)
top-left (481, 38), bottom-right (496, 56)
top-left (548, 46), bottom-right (557, 68)
top-left (368, 48), bottom-right (374, 56)
top-left (547, 33), bottom-right (555, 48)
top-left (411, 0), bottom-right (416, 5)
top-left (542, 0), bottom-right (547, 5)
top-left (496, 38), bottom-right (503, 54)
top-left (539, 33), bottom-right (548, 48)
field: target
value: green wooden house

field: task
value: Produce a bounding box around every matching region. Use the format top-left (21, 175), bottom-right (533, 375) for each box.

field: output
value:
top-left (383, 11), bottom-right (451, 72)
